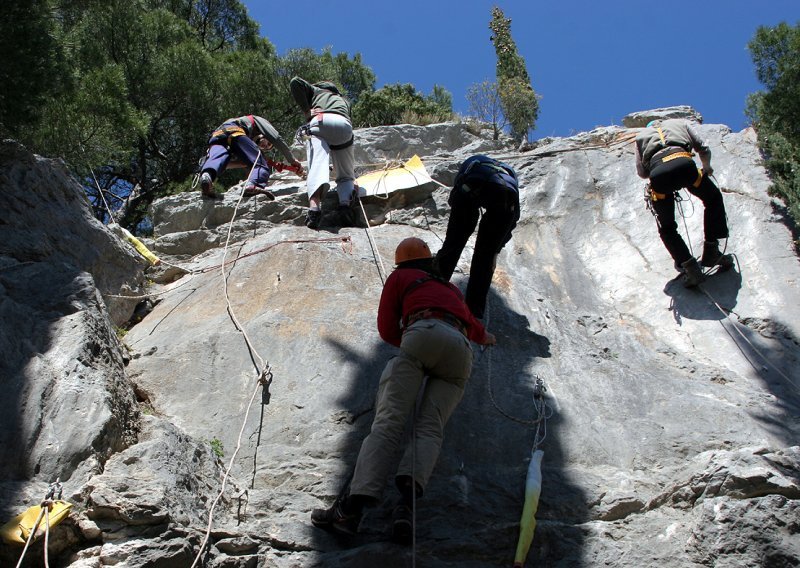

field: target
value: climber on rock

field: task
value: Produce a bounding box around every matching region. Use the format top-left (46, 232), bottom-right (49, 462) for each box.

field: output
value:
top-left (311, 237), bottom-right (496, 543)
top-left (198, 114), bottom-right (302, 200)
top-left (290, 76), bottom-right (358, 229)
top-left (635, 118), bottom-right (733, 287)
top-left (433, 154), bottom-right (520, 319)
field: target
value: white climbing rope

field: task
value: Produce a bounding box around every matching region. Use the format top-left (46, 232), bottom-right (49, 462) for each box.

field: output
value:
top-left (698, 283), bottom-right (799, 396)
top-left (669, 184), bottom-right (797, 394)
top-left (356, 196), bottom-right (388, 285)
top-left (480, 286), bottom-right (553, 436)
top-left (190, 154), bottom-right (271, 568)
top-left (188, 159), bottom-right (357, 566)
top-left (14, 481), bottom-right (62, 568)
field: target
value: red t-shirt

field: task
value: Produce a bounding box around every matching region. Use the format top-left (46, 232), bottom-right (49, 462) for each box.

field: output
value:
top-left (377, 268), bottom-right (488, 347)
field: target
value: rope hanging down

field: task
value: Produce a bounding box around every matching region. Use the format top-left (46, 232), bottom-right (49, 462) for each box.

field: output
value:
top-left (11, 480), bottom-right (67, 568)
top-left (188, 155), bottom-right (357, 565)
top-left (477, 300), bottom-right (553, 568)
top-left (699, 282), bottom-right (800, 396)
top-left (665, 181), bottom-right (798, 394)
top-left (355, 196), bottom-right (388, 285)
top-left (481, 302), bottom-right (553, 433)
top-left (190, 152), bottom-right (274, 568)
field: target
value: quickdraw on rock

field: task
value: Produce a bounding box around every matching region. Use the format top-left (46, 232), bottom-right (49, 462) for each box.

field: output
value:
top-left (3, 480), bottom-right (72, 568)
top-left (1, 499), bottom-right (72, 546)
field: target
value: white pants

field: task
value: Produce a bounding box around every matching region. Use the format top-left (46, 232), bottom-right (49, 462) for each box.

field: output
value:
top-left (306, 113), bottom-right (355, 205)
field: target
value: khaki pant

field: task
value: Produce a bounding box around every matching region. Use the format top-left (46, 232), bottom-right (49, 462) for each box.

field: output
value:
top-left (349, 319), bottom-right (473, 499)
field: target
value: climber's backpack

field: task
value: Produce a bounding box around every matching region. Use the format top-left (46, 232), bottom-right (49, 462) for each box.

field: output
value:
top-left (454, 155), bottom-right (519, 196)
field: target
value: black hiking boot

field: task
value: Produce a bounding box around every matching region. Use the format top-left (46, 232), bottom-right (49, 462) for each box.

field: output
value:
top-left (680, 257), bottom-right (705, 288)
top-left (305, 209), bottom-right (322, 230)
top-left (391, 504), bottom-right (413, 545)
top-left (700, 240), bottom-right (734, 270)
top-left (310, 498), bottom-right (361, 536)
top-left (328, 205), bottom-right (358, 228)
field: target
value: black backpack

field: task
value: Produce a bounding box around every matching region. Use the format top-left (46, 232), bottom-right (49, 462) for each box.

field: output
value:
top-left (455, 155), bottom-right (519, 195)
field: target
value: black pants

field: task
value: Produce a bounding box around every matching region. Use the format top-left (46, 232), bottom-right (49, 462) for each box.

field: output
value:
top-left (649, 157), bottom-right (728, 266)
top-left (436, 186), bottom-right (519, 318)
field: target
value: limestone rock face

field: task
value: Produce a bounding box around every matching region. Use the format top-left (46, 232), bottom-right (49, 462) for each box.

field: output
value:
top-left (0, 140), bottom-right (147, 325)
top-left (622, 105), bottom-right (704, 127)
top-left (0, 140), bottom-right (144, 513)
top-left (1, 113), bottom-right (799, 567)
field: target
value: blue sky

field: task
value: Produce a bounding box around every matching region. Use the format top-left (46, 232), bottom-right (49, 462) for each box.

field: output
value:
top-left (245, 1), bottom-right (798, 138)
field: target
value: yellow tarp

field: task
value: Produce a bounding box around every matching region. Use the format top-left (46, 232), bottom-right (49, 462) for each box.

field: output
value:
top-left (356, 155), bottom-right (434, 197)
top-left (1, 500), bottom-right (73, 545)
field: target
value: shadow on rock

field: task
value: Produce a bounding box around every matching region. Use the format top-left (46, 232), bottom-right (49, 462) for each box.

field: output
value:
top-left (304, 289), bottom-right (584, 566)
top-left (432, 290), bottom-right (583, 566)
top-left (663, 266), bottom-right (742, 323)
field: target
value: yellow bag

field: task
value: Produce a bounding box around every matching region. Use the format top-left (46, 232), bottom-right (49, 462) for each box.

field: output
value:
top-left (1, 500), bottom-right (73, 545)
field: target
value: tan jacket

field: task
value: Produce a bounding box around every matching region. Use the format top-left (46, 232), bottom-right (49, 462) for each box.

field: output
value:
top-left (635, 119), bottom-right (711, 178)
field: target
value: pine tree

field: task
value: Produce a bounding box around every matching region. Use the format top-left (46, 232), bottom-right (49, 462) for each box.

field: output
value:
top-left (489, 6), bottom-right (539, 141)
top-left (747, 22), bottom-right (800, 228)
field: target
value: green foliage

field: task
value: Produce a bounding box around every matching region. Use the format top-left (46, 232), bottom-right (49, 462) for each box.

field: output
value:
top-left (489, 6), bottom-right (539, 141)
top-left (747, 22), bottom-right (800, 228)
top-left (275, 47), bottom-right (376, 110)
top-left (149, 0), bottom-right (261, 51)
top-left (209, 437), bottom-right (224, 458)
top-left (352, 83), bottom-right (453, 127)
top-left (0, 0), bottom-right (422, 231)
top-left (0, 0), bottom-right (70, 138)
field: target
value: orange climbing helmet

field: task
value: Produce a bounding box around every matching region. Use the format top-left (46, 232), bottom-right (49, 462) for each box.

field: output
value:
top-left (395, 237), bottom-right (432, 265)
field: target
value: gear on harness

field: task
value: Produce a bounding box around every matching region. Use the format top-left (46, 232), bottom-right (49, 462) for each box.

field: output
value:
top-left (192, 151), bottom-right (208, 189)
top-left (295, 124), bottom-right (312, 145)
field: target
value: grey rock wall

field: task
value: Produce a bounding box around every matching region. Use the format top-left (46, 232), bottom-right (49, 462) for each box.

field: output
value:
top-left (1, 115), bottom-right (798, 567)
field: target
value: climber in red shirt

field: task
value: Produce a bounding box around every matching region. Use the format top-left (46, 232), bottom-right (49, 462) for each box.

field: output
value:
top-left (311, 237), bottom-right (495, 544)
